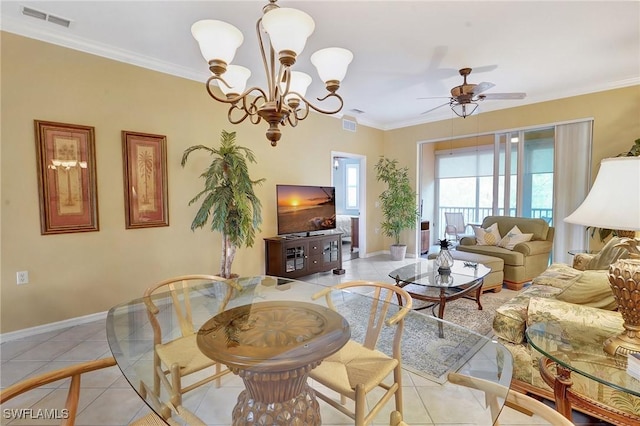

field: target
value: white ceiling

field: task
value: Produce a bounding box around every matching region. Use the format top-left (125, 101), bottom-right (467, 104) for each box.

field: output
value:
top-left (2, 0), bottom-right (639, 130)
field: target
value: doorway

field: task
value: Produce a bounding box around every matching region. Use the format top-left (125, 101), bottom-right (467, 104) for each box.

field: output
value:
top-left (331, 151), bottom-right (366, 261)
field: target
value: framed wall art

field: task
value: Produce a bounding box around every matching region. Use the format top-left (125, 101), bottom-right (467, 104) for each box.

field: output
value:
top-left (34, 120), bottom-right (99, 235)
top-left (122, 131), bottom-right (169, 229)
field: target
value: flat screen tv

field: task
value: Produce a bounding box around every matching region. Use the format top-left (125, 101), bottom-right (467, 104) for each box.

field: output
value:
top-left (276, 184), bottom-right (336, 236)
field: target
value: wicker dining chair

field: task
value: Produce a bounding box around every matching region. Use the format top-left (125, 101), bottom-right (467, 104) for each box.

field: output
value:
top-left (447, 372), bottom-right (574, 426)
top-left (0, 357), bottom-right (205, 426)
top-left (309, 280), bottom-right (413, 426)
top-left (143, 274), bottom-right (242, 405)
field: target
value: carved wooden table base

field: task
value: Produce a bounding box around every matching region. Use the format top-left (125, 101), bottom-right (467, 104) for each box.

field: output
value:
top-left (539, 357), bottom-right (640, 425)
top-left (197, 301), bottom-right (350, 425)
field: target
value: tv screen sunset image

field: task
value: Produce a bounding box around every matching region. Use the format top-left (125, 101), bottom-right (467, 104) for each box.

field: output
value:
top-left (277, 185), bottom-right (336, 235)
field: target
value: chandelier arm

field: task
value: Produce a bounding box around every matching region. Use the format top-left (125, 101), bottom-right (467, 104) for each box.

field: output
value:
top-left (297, 92), bottom-right (345, 115)
top-left (243, 95), bottom-right (266, 124)
top-left (256, 16), bottom-right (276, 100)
top-left (275, 66), bottom-right (291, 114)
top-left (205, 75), bottom-right (269, 106)
top-left (227, 105), bottom-right (251, 124)
top-left (290, 98), bottom-right (310, 122)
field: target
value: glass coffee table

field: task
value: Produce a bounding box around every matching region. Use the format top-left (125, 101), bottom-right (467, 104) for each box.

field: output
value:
top-left (527, 321), bottom-right (640, 424)
top-left (389, 259), bottom-right (491, 337)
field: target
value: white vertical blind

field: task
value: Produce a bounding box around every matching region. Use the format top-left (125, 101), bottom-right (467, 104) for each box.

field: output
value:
top-left (553, 121), bottom-right (593, 263)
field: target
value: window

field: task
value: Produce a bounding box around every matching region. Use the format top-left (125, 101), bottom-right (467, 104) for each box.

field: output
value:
top-left (434, 127), bottom-right (555, 238)
top-left (346, 163), bottom-right (359, 210)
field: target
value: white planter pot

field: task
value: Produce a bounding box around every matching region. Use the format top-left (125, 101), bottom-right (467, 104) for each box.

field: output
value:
top-left (390, 244), bottom-right (407, 260)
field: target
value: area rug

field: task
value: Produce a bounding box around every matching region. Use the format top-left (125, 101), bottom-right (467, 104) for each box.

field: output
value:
top-left (337, 288), bottom-right (519, 384)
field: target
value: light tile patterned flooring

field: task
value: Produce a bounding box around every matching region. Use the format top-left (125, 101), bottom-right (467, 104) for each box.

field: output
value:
top-left (1, 254), bottom-right (608, 425)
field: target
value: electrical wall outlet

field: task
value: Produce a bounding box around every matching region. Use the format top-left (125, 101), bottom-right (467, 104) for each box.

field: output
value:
top-left (17, 271), bottom-right (29, 285)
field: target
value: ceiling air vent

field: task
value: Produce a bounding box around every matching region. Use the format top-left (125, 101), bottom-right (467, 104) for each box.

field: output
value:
top-left (47, 15), bottom-right (71, 28)
top-left (342, 118), bottom-right (357, 132)
top-left (21, 6), bottom-right (71, 28)
top-left (21, 6), bottom-right (46, 20)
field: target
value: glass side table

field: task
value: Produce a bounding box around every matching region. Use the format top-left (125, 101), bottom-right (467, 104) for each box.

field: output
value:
top-left (526, 321), bottom-right (640, 424)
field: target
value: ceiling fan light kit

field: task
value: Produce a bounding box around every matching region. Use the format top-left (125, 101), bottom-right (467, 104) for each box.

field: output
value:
top-left (421, 67), bottom-right (527, 118)
top-left (191, 0), bottom-right (353, 146)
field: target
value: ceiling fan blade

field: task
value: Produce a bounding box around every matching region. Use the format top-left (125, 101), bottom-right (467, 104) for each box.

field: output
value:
top-left (420, 102), bottom-right (450, 115)
top-left (416, 96), bottom-right (452, 100)
top-left (468, 64), bottom-right (498, 74)
top-left (480, 92), bottom-right (527, 100)
top-left (472, 81), bottom-right (495, 95)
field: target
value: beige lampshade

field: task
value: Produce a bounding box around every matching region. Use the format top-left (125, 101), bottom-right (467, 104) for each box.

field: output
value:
top-left (262, 8), bottom-right (315, 56)
top-left (281, 71), bottom-right (312, 103)
top-left (564, 156), bottom-right (640, 231)
top-left (310, 47), bottom-right (353, 83)
top-left (191, 20), bottom-right (243, 65)
top-left (217, 65), bottom-right (251, 96)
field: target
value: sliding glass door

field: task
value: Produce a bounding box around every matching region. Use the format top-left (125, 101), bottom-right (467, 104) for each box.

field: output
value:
top-left (434, 127), bottom-right (555, 239)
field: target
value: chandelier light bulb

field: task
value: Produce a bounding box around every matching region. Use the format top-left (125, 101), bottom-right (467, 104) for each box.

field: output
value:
top-left (218, 65), bottom-right (251, 96)
top-left (311, 47), bottom-right (353, 85)
top-left (191, 20), bottom-right (244, 69)
top-left (262, 8), bottom-right (315, 58)
top-left (282, 71), bottom-right (312, 103)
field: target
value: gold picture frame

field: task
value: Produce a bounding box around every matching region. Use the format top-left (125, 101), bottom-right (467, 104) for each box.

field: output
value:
top-left (122, 131), bottom-right (169, 229)
top-left (34, 120), bottom-right (99, 235)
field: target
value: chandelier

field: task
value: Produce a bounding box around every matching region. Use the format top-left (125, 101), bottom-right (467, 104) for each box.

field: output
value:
top-left (191, 0), bottom-right (353, 146)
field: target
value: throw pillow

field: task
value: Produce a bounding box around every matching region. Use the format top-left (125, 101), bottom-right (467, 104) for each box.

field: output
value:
top-left (498, 225), bottom-right (533, 250)
top-left (586, 237), bottom-right (630, 270)
top-left (555, 270), bottom-right (617, 310)
top-left (473, 223), bottom-right (501, 246)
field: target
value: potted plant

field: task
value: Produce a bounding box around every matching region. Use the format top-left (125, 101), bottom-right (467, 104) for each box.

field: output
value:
top-left (374, 156), bottom-right (420, 260)
top-left (181, 130), bottom-right (265, 278)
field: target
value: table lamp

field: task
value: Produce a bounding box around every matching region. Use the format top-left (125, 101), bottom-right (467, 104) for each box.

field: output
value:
top-left (564, 156), bottom-right (640, 356)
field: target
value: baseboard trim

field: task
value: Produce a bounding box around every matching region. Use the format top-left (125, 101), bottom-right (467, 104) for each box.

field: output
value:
top-left (0, 311), bottom-right (108, 342)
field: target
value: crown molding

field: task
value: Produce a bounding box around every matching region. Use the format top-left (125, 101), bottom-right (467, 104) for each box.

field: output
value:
top-left (1, 15), bottom-right (209, 83)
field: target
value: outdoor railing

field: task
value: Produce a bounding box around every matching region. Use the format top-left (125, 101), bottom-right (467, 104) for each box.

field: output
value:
top-left (433, 207), bottom-right (553, 241)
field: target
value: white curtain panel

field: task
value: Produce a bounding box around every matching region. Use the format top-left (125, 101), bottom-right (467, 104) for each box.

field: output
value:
top-left (553, 120), bottom-right (593, 264)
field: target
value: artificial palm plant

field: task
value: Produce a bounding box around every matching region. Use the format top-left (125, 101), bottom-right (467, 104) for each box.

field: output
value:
top-left (181, 130), bottom-right (265, 278)
top-left (374, 156), bottom-right (419, 259)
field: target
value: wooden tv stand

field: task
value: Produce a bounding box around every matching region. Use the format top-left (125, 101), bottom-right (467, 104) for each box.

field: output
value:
top-left (264, 233), bottom-right (344, 279)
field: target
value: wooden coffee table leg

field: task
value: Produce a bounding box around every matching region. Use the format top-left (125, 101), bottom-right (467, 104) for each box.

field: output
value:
top-left (475, 279), bottom-right (483, 311)
top-left (436, 288), bottom-right (447, 337)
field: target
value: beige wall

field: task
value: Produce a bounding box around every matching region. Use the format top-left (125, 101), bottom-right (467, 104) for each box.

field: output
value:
top-left (2, 32), bottom-right (639, 333)
top-left (0, 33), bottom-right (385, 332)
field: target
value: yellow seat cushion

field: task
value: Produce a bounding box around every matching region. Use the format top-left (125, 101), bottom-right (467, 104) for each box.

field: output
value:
top-left (309, 340), bottom-right (398, 398)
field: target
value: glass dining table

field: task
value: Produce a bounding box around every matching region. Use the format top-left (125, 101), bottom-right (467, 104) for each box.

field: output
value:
top-left (106, 275), bottom-right (513, 425)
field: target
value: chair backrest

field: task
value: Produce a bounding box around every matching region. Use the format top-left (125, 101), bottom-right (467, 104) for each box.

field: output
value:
top-left (312, 280), bottom-right (412, 353)
top-left (447, 372), bottom-right (574, 426)
top-left (0, 357), bottom-right (117, 426)
top-left (445, 212), bottom-right (466, 232)
top-left (143, 275), bottom-right (240, 345)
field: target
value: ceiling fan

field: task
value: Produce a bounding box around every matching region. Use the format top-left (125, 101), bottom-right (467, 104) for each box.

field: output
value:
top-left (420, 67), bottom-right (526, 118)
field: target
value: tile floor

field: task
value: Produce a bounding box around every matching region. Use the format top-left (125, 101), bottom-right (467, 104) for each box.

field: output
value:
top-left (1, 254), bottom-right (610, 425)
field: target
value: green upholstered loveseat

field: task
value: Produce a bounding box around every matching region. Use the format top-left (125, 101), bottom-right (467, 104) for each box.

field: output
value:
top-left (492, 238), bottom-right (639, 422)
top-left (457, 216), bottom-right (554, 290)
